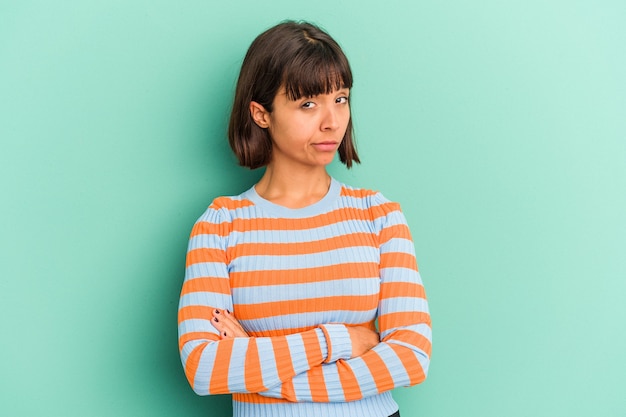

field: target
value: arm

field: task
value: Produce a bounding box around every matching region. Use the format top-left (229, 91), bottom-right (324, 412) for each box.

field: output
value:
top-left (257, 201), bottom-right (432, 402)
top-left (178, 205), bottom-right (353, 396)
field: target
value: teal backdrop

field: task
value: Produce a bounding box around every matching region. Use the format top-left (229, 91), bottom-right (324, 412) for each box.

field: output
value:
top-left (1, 1), bottom-right (625, 416)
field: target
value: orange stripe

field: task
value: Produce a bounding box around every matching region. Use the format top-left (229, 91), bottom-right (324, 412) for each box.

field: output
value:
top-left (337, 359), bottom-right (362, 401)
top-left (379, 223), bottom-right (412, 244)
top-left (179, 331), bottom-right (218, 351)
top-left (389, 343), bottom-right (426, 385)
top-left (230, 262), bottom-right (379, 287)
top-left (236, 295), bottom-right (378, 318)
top-left (230, 232), bottom-right (376, 258)
top-left (306, 365), bottom-right (329, 402)
top-left (369, 202), bottom-right (401, 220)
top-left (380, 281), bottom-right (426, 299)
top-left (384, 329), bottom-right (432, 357)
top-left (281, 379), bottom-right (297, 402)
top-left (191, 201), bottom-right (400, 237)
top-left (271, 337), bottom-right (295, 383)
top-left (362, 350), bottom-right (394, 393)
top-left (184, 342), bottom-right (208, 392)
top-left (178, 305), bottom-right (214, 324)
top-left (210, 197), bottom-right (255, 210)
top-left (301, 328), bottom-right (324, 367)
top-left (232, 393), bottom-right (289, 404)
top-left (340, 187), bottom-right (377, 198)
top-left (209, 341), bottom-right (232, 394)
top-left (379, 311), bottom-right (431, 330)
top-left (380, 252), bottom-right (418, 271)
top-left (181, 277), bottom-right (230, 296)
top-left (244, 338), bottom-right (267, 392)
top-left (226, 206), bottom-right (396, 233)
top-left (186, 248), bottom-right (226, 267)
top-left (247, 327), bottom-right (311, 337)
top-left (190, 221), bottom-right (229, 238)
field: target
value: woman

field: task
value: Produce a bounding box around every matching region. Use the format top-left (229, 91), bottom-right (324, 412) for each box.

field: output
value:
top-left (178, 20), bottom-right (431, 417)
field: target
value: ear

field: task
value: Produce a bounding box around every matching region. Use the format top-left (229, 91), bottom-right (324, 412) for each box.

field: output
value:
top-left (249, 101), bottom-right (270, 128)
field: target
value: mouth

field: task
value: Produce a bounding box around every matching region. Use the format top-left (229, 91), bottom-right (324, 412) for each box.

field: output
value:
top-left (312, 141), bottom-right (339, 152)
top-left (313, 140), bottom-right (339, 151)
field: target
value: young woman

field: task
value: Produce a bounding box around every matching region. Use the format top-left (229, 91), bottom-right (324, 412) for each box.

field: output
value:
top-left (178, 21), bottom-right (431, 417)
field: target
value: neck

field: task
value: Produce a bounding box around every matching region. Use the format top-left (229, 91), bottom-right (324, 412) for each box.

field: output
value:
top-left (255, 164), bottom-right (331, 209)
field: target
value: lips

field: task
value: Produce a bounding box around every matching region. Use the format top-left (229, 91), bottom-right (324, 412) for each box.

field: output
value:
top-left (312, 141), bottom-right (339, 152)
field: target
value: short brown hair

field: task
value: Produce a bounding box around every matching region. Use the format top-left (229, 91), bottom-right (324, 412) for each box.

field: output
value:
top-left (228, 21), bottom-right (359, 169)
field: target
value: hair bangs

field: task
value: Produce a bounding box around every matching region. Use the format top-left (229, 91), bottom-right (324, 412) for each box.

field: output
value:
top-left (282, 42), bottom-right (353, 101)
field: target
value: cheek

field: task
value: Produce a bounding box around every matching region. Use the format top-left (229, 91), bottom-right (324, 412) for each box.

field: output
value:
top-left (272, 116), bottom-right (309, 139)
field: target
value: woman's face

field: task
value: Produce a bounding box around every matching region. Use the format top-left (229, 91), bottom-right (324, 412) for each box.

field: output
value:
top-left (251, 87), bottom-right (351, 170)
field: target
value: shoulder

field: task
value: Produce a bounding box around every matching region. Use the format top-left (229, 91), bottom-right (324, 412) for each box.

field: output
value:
top-left (209, 194), bottom-right (255, 213)
top-left (337, 181), bottom-right (402, 215)
top-left (194, 188), bottom-right (256, 227)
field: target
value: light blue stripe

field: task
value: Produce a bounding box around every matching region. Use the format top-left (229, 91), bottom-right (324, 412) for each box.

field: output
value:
top-left (345, 356), bottom-right (376, 395)
top-left (179, 319), bottom-right (219, 335)
top-left (231, 246), bottom-right (379, 271)
top-left (379, 297), bottom-right (429, 314)
top-left (228, 337), bottom-right (250, 392)
top-left (235, 392), bottom-right (398, 417)
top-left (418, 349), bottom-right (430, 374)
top-left (285, 333), bottom-right (310, 373)
top-left (381, 210), bottom-right (409, 225)
top-left (291, 371), bottom-right (313, 402)
top-left (380, 268), bottom-right (422, 283)
top-left (188, 234), bottom-right (225, 250)
top-left (185, 263), bottom-right (229, 280)
top-left (322, 363), bottom-right (346, 401)
top-left (180, 339), bottom-right (206, 359)
top-left (179, 292), bottom-right (231, 310)
top-left (240, 309), bottom-right (377, 333)
top-left (197, 206), bottom-right (222, 217)
top-left (257, 338), bottom-right (280, 389)
top-left (232, 278), bottom-right (380, 304)
top-left (379, 237), bottom-right (415, 254)
top-left (374, 343), bottom-right (410, 386)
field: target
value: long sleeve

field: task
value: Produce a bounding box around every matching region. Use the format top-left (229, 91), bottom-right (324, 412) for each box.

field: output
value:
top-left (178, 180), bottom-right (430, 417)
top-left (178, 204), bottom-right (354, 396)
top-left (257, 199), bottom-right (432, 402)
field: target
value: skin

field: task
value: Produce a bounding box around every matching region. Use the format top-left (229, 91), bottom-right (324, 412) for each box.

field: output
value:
top-left (211, 87), bottom-right (379, 359)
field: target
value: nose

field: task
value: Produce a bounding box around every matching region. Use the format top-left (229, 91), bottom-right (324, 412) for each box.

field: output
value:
top-left (320, 107), bottom-right (340, 131)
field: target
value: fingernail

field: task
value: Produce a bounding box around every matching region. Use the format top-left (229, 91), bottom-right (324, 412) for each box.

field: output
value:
top-left (213, 317), bottom-right (219, 323)
top-left (215, 309), bottom-right (220, 314)
top-left (223, 331), bottom-right (227, 337)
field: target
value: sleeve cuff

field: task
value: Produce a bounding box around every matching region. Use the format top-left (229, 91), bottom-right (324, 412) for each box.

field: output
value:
top-left (319, 323), bottom-right (352, 363)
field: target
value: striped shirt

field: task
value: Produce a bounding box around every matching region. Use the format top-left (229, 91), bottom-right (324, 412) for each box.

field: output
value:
top-left (178, 178), bottom-right (432, 417)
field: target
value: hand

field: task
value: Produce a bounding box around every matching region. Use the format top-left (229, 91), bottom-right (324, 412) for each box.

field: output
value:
top-left (211, 308), bottom-right (249, 339)
top-left (347, 325), bottom-right (379, 358)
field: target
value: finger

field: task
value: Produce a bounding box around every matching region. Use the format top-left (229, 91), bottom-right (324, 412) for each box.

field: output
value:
top-left (222, 319), bottom-right (248, 338)
top-left (211, 311), bottom-right (248, 338)
top-left (218, 309), bottom-right (248, 336)
top-left (210, 316), bottom-right (239, 339)
top-left (213, 309), bottom-right (239, 328)
top-left (224, 310), bottom-right (248, 334)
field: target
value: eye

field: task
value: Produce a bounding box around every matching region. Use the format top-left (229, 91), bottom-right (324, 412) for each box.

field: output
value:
top-left (301, 101), bottom-right (315, 109)
top-left (336, 96), bottom-right (349, 104)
